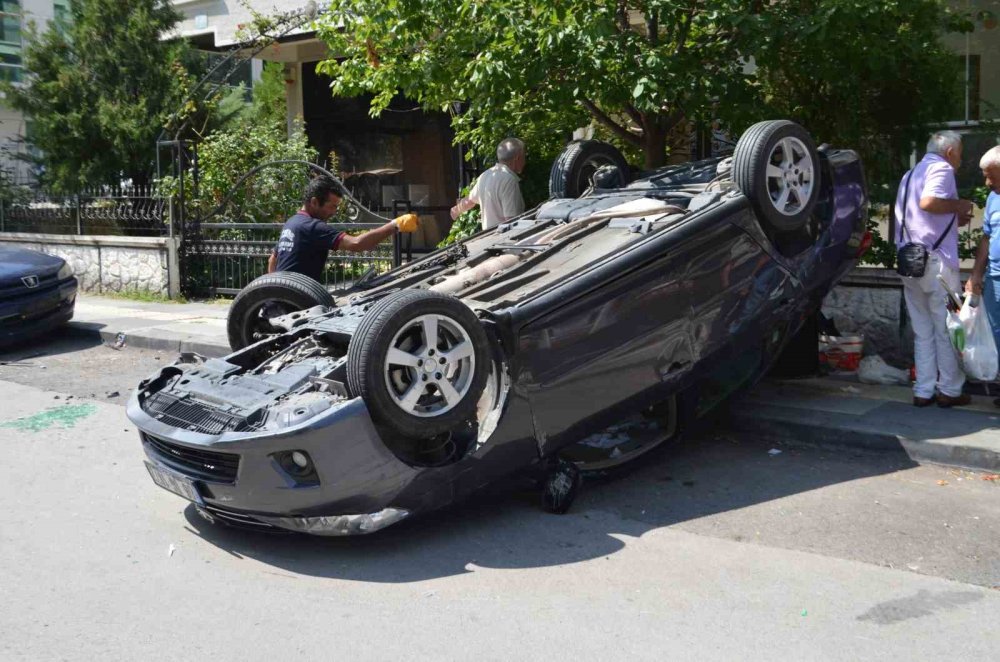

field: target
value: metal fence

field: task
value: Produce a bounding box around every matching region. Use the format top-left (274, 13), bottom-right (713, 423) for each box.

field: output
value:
top-left (184, 222), bottom-right (398, 296)
top-left (0, 186), bottom-right (414, 297)
top-left (0, 186), bottom-right (168, 236)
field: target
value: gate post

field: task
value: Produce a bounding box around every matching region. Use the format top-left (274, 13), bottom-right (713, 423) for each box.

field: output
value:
top-left (168, 197), bottom-right (175, 238)
top-left (75, 194), bottom-right (82, 235)
top-left (391, 199), bottom-right (414, 265)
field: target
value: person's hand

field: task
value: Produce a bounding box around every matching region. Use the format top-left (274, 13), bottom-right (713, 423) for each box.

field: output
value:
top-left (394, 213), bottom-right (420, 233)
top-left (957, 199), bottom-right (974, 217)
top-left (965, 276), bottom-right (983, 296)
top-left (449, 205), bottom-right (460, 221)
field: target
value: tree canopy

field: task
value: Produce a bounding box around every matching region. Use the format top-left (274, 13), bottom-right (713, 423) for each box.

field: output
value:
top-left (1, 0), bottom-right (188, 191)
top-left (315, 0), bottom-right (967, 175)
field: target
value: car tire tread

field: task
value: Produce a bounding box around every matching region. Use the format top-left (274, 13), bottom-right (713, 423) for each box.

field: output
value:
top-left (227, 272), bottom-right (333, 350)
top-left (346, 289), bottom-right (491, 439)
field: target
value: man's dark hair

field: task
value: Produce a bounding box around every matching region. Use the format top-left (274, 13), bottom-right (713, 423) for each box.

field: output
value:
top-left (303, 176), bottom-right (346, 205)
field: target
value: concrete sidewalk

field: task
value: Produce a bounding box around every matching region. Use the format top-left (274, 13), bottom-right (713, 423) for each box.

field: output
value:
top-left (69, 294), bottom-right (231, 356)
top-left (64, 294), bottom-right (1000, 472)
top-left (729, 377), bottom-right (1000, 472)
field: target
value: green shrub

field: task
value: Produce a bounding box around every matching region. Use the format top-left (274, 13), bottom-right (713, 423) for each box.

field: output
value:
top-left (161, 118), bottom-right (317, 225)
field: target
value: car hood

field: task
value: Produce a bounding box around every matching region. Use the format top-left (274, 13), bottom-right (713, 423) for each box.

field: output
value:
top-left (0, 246), bottom-right (65, 285)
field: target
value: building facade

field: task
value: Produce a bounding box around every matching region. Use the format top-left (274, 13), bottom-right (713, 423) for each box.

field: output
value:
top-left (0, 0), bottom-right (66, 184)
top-left (940, 0), bottom-right (1000, 191)
top-left (171, 1), bottom-right (462, 247)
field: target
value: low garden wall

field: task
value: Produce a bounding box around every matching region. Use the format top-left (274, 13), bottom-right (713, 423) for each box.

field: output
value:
top-left (822, 267), bottom-right (913, 366)
top-left (0, 232), bottom-right (180, 298)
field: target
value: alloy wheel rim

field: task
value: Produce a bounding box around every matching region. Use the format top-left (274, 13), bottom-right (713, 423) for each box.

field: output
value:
top-left (765, 136), bottom-right (814, 217)
top-left (383, 314), bottom-right (476, 417)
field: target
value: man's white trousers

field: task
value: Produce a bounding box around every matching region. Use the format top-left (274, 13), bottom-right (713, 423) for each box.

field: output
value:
top-left (901, 253), bottom-right (964, 399)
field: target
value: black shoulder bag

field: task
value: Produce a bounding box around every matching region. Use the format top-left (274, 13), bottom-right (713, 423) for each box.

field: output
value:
top-left (896, 170), bottom-right (955, 278)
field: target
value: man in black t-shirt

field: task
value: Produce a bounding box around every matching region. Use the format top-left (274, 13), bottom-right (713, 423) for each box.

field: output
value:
top-left (268, 176), bottom-right (420, 282)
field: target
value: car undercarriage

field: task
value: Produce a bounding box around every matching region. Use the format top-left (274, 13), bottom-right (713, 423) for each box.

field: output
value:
top-left (129, 120), bottom-right (869, 535)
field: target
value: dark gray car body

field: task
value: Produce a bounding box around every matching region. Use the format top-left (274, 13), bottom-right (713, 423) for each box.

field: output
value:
top-left (127, 146), bottom-right (868, 535)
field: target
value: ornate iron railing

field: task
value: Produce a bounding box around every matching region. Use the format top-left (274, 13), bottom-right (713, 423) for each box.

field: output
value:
top-left (185, 222), bottom-right (397, 296)
top-left (0, 186), bottom-right (168, 236)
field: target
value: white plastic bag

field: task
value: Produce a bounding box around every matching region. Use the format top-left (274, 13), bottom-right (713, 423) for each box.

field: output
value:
top-left (858, 355), bottom-right (910, 385)
top-left (955, 296), bottom-right (998, 381)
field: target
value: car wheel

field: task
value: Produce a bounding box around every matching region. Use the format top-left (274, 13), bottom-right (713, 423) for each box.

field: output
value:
top-left (549, 140), bottom-right (630, 199)
top-left (227, 272), bottom-right (334, 350)
top-left (733, 120), bottom-right (821, 234)
top-left (347, 290), bottom-right (491, 439)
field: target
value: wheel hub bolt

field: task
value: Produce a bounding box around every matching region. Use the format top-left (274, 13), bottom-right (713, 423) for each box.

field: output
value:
top-left (435, 372), bottom-right (442, 380)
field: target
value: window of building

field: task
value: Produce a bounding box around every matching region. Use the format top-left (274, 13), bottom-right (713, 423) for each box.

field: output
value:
top-left (52, 0), bottom-right (70, 26)
top-left (0, 0), bottom-right (21, 83)
top-left (943, 1), bottom-right (1000, 123)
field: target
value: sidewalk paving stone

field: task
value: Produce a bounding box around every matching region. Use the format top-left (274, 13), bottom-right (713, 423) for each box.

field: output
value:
top-left (68, 295), bottom-right (231, 356)
top-left (730, 378), bottom-right (1000, 472)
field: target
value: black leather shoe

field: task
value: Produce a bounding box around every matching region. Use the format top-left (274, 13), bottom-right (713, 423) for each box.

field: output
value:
top-left (913, 397), bottom-right (934, 408)
top-left (936, 393), bottom-right (971, 408)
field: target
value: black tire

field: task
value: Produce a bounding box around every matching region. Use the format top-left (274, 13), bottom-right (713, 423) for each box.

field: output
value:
top-left (347, 290), bottom-right (491, 439)
top-left (549, 140), bottom-right (629, 199)
top-left (227, 272), bottom-right (333, 350)
top-left (733, 120), bottom-right (821, 233)
top-left (541, 458), bottom-right (582, 514)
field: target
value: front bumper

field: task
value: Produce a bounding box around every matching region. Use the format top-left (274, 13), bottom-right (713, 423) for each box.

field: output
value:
top-left (0, 278), bottom-right (77, 346)
top-left (127, 390), bottom-right (432, 535)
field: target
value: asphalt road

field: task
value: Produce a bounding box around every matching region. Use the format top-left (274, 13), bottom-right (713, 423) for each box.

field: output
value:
top-left (1, 333), bottom-right (999, 660)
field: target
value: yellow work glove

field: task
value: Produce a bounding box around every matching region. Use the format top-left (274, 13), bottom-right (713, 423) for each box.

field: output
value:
top-left (394, 213), bottom-right (420, 233)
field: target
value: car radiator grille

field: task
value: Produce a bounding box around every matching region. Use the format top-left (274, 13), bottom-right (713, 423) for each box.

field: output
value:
top-left (142, 434), bottom-right (240, 483)
top-left (0, 275), bottom-right (60, 300)
top-left (143, 391), bottom-right (257, 435)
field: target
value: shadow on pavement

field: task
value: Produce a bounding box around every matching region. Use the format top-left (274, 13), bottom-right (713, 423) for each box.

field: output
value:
top-left (0, 325), bottom-right (104, 361)
top-left (182, 421), bottom-right (918, 583)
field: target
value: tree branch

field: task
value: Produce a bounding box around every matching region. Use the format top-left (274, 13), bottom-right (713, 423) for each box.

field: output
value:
top-left (618, 1), bottom-right (629, 33)
top-left (623, 103), bottom-right (644, 129)
top-left (646, 8), bottom-right (659, 47)
top-left (580, 99), bottom-right (643, 147)
top-left (674, 4), bottom-right (696, 55)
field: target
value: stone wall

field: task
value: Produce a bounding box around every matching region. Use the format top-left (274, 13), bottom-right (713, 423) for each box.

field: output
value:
top-left (821, 267), bottom-right (914, 366)
top-left (0, 232), bottom-right (180, 297)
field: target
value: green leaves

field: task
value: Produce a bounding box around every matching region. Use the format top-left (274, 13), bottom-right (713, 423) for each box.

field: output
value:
top-left (164, 118), bottom-right (318, 225)
top-left (313, 0), bottom-right (966, 177)
top-left (1, 0), bottom-right (189, 191)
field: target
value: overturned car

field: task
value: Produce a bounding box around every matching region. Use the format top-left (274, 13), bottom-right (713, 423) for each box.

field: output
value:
top-left (127, 120), bottom-right (870, 535)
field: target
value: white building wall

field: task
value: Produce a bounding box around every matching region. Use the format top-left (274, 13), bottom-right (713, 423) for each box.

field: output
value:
top-left (171, 0), bottom-right (315, 49)
top-left (0, 1), bottom-right (59, 183)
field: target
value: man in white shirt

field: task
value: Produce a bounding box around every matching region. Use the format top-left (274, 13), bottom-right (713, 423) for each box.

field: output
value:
top-left (894, 130), bottom-right (975, 408)
top-left (451, 138), bottom-right (526, 230)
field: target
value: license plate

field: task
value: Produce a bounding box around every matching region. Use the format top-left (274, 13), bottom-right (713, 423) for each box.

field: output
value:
top-left (145, 462), bottom-right (200, 503)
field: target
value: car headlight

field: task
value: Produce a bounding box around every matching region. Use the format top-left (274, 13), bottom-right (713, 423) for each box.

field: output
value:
top-left (57, 262), bottom-right (73, 281)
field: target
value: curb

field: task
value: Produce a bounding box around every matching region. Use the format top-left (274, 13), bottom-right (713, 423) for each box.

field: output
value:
top-left (728, 402), bottom-right (1000, 473)
top-left (67, 321), bottom-right (230, 357)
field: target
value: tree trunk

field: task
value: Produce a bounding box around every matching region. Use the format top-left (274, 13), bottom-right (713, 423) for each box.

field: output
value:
top-left (641, 122), bottom-right (668, 169)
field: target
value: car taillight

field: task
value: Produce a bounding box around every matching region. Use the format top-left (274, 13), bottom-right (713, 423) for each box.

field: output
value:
top-left (856, 230), bottom-right (873, 258)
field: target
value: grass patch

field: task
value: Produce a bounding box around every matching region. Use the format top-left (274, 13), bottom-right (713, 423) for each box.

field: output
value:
top-left (96, 288), bottom-right (188, 304)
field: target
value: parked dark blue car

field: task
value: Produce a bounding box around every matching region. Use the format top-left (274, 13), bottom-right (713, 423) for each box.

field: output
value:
top-left (0, 246), bottom-right (78, 347)
top-left (129, 120), bottom-right (870, 535)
